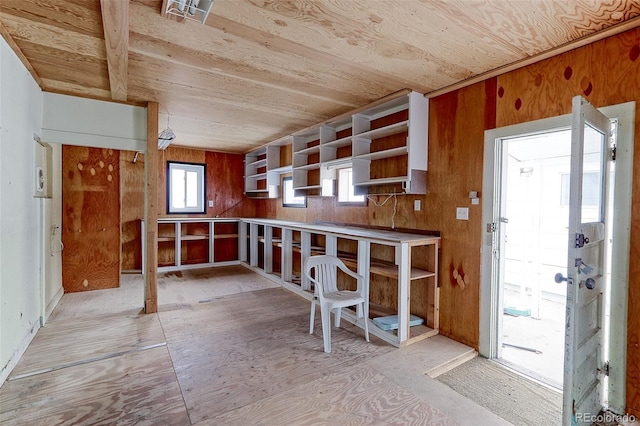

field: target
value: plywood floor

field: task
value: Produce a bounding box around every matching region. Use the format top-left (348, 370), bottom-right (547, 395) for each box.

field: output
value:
top-left (0, 265), bottom-right (507, 425)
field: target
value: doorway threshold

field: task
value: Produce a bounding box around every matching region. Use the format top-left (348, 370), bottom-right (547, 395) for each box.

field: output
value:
top-left (495, 357), bottom-right (563, 391)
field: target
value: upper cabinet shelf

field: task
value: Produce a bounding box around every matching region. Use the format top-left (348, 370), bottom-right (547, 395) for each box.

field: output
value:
top-left (352, 120), bottom-right (408, 141)
top-left (244, 137), bottom-right (292, 198)
top-left (244, 90), bottom-right (428, 197)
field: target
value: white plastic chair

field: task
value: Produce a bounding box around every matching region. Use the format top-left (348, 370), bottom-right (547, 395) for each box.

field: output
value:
top-left (305, 255), bottom-right (369, 353)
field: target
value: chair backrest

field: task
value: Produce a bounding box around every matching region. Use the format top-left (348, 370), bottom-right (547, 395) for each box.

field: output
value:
top-left (304, 255), bottom-right (357, 299)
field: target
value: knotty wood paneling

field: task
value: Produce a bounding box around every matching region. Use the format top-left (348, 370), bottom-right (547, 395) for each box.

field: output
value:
top-left (62, 146), bottom-right (121, 292)
top-left (495, 27), bottom-right (640, 416)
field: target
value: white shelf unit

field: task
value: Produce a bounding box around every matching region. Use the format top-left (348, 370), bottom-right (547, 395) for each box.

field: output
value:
top-left (292, 128), bottom-right (322, 194)
top-left (351, 91), bottom-right (427, 194)
top-left (143, 218), bottom-right (242, 273)
top-left (245, 139), bottom-right (291, 198)
top-left (240, 218), bottom-right (440, 348)
top-left (290, 90), bottom-right (428, 196)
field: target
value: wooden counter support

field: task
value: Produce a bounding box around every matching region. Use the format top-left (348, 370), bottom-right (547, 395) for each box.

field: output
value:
top-left (282, 229), bottom-right (293, 283)
top-left (397, 243), bottom-right (410, 343)
top-left (249, 223), bottom-right (259, 267)
top-left (264, 226), bottom-right (273, 274)
top-left (301, 232), bottom-right (311, 290)
top-left (239, 222), bottom-right (247, 262)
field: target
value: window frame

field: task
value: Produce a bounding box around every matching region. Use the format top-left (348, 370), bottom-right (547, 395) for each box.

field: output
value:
top-left (282, 176), bottom-right (306, 208)
top-left (166, 161), bottom-right (207, 214)
top-left (337, 167), bottom-right (366, 206)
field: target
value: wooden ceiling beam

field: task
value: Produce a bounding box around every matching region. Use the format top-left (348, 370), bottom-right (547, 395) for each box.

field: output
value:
top-left (100, 0), bottom-right (129, 102)
top-left (0, 20), bottom-right (43, 87)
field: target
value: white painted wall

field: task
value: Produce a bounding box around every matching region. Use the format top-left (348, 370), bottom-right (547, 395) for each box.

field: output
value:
top-left (44, 143), bottom-right (63, 321)
top-left (0, 37), bottom-right (44, 385)
top-left (42, 93), bottom-right (147, 151)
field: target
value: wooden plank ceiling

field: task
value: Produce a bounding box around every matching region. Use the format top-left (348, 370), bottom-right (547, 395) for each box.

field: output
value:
top-left (1, 0), bottom-right (639, 153)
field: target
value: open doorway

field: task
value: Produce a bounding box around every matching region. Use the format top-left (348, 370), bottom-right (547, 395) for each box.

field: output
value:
top-left (480, 101), bottom-right (634, 417)
top-left (497, 128), bottom-right (577, 389)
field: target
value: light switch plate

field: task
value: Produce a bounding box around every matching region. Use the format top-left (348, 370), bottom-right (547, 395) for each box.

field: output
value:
top-left (414, 200), bottom-right (421, 211)
top-left (456, 207), bottom-right (469, 220)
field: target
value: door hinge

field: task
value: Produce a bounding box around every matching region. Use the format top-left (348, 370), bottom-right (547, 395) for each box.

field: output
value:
top-left (487, 223), bottom-right (497, 233)
top-left (610, 145), bottom-right (616, 162)
top-left (603, 361), bottom-right (610, 376)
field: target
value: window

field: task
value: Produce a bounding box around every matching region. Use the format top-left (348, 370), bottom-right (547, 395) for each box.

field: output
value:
top-left (282, 176), bottom-right (306, 207)
top-left (167, 161), bottom-right (206, 213)
top-left (560, 171), bottom-right (600, 207)
top-left (337, 168), bottom-right (365, 204)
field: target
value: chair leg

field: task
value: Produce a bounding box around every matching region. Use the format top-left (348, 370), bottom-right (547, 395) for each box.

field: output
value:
top-left (334, 307), bottom-right (341, 328)
top-left (362, 302), bottom-right (370, 342)
top-left (321, 304), bottom-right (332, 353)
top-left (310, 300), bottom-right (315, 335)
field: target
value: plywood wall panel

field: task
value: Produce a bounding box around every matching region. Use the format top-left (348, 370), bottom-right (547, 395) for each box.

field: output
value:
top-left (205, 151), bottom-right (245, 218)
top-left (421, 82), bottom-right (491, 348)
top-left (157, 146), bottom-right (206, 218)
top-left (120, 150), bottom-right (145, 271)
top-left (62, 146), bottom-right (120, 292)
top-left (496, 27), bottom-right (640, 416)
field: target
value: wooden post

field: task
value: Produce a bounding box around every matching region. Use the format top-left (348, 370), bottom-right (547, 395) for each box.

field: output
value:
top-left (145, 102), bottom-right (159, 313)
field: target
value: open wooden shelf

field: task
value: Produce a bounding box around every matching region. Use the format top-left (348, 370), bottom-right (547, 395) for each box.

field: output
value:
top-left (323, 134), bottom-right (352, 148)
top-left (214, 233), bottom-right (238, 239)
top-left (295, 144), bottom-right (320, 155)
top-left (353, 120), bottom-right (408, 140)
top-left (338, 252), bottom-right (434, 280)
top-left (354, 146), bottom-right (407, 161)
top-left (181, 234), bottom-right (209, 241)
top-left (150, 218), bottom-right (242, 272)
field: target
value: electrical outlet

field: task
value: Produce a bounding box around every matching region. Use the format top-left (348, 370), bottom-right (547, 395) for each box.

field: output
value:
top-left (414, 200), bottom-right (421, 211)
top-left (456, 207), bottom-right (469, 220)
top-left (208, 200), bottom-right (214, 207)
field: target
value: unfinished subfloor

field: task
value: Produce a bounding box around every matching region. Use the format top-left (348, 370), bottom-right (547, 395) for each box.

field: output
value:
top-left (0, 265), bottom-right (506, 425)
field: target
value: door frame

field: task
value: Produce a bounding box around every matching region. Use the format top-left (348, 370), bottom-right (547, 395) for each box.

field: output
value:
top-left (479, 102), bottom-right (635, 412)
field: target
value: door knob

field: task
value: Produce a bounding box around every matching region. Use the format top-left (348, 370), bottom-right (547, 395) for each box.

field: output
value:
top-left (554, 273), bottom-right (568, 283)
top-left (583, 278), bottom-right (596, 290)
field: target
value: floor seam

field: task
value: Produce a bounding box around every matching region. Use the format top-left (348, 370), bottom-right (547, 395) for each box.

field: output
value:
top-left (156, 308), bottom-right (195, 425)
top-left (8, 342), bottom-right (167, 381)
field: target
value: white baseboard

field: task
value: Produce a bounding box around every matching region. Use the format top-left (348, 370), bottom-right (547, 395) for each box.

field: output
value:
top-left (0, 320), bottom-right (41, 388)
top-left (44, 286), bottom-right (64, 324)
